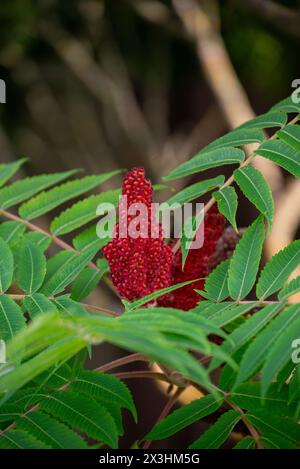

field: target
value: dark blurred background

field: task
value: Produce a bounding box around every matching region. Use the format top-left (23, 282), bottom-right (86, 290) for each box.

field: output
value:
top-left (1, 0), bottom-right (299, 448)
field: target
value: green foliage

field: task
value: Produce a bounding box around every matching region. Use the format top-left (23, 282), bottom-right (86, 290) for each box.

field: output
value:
top-left (202, 259), bottom-right (230, 302)
top-left (164, 175), bottom-right (224, 206)
top-left (0, 94), bottom-right (300, 449)
top-left (50, 190), bottom-right (120, 235)
top-left (255, 140), bottom-right (300, 178)
top-left (163, 147), bottom-right (245, 180)
top-left (0, 238), bottom-right (14, 293)
top-left (213, 187), bottom-right (238, 231)
top-left (189, 410), bottom-right (241, 449)
top-left (144, 395), bottom-right (223, 440)
top-left (17, 241), bottom-right (46, 294)
top-left (228, 216), bottom-right (265, 300)
top-left (256, 240), bottom-right (300, 299)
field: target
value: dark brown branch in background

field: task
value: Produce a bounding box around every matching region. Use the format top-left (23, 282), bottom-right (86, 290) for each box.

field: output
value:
top-left (232, 0), bottom-right (300, 40)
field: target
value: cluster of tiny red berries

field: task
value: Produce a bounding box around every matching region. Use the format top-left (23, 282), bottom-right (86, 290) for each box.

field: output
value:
top-left (103, 168), bottom-right (173, 301)
top-left (103, 167), bottom-right (239, 310)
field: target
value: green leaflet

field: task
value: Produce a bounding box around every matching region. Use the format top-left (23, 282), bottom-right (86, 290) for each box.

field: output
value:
top-left (73, 225), bottom-right (110, 251)
top-left (256, 240), bottom-right (300, 300)
top-left (41, 245), bottom-right (99, 296)
top-left (255, 139), bottom-right (300, 178)
top-left (277, 124), bottom-right (300, 152)
top-left (44, 250), bottom-right (76, 284)
top-left (247, 410), bottom-right (300, 446)
top-left (0, 158), bottom-right (27, 188)
top-left (234, 166), bottom-right (274, 231)
top-left (271, 93), bottom-right (300, 113)
top-left (53, 295), bottom-right (89, 317)
top-left (0, 333), bottom-right (86, 395)
top-left (37, 390), bottom-right (118, 448)
top-left (228, 216), bottom-right (265, 300)
top-left (278, 276), bottom-right (300, 300)
top-left (180, 210), bottom-right (204, 269)
top-left (0, 237), bottom-right (14, 293)
top-left (22, 232), bottom-right (52, 252)
top-left (0, 429), bottom-right (49, 449)
top-left (235, 304), bottom-right (300, 385)
top-left (15, 411), bottom-right (88, 449)
top-left (261, 312), bottom-right (300, 395)
top-left (0, 170), bottom-right (77, 209)
top-left (162, 175), bottom-right (224, 206)
top-left (210, 303), bottom-right (283, 371)
top-left (50, 189), bottom-right (120, 235)
top-left (23, 294), bottom-right (57, 319)
top-left (229, 382), bottom-right (296, 417)
top-left (213, 187), bottom-right (238, 231)
top-left (0, 295), bottom-right (26, 342)
top-left (19, 170), bottom-right (121, 220)
top-left (121, 307), bottom-right (226, 339)
top-left (33, 364), bottom-right (72, 389)
top-left (203, 259), bottom-right (230, 302)
top-left (201, 128), bottom-right (265, 151)
top-left (189, 410), bottom-right (240, 449)
top-left (124, 278), bottom-right (200, 311)
top-left (0, 221), bottom-right (26, 246)
top-left (261, 433), bottom-right (297, 449)
top-left (17, 241), bottom-right (46, 294)
top-left (163, 147), bottom-right (245, 181)
top-left (211, 303), bottom-right (254, 328)
top-left (237, 111), bottom-right (287, 130)
top-left (70, 370), bottom-right (137, 421)
top-left (144, 394), bottom-right (223, 440)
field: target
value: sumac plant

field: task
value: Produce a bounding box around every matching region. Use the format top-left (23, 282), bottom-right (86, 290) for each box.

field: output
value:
top-left (0, 93), bottom-right (300, 450)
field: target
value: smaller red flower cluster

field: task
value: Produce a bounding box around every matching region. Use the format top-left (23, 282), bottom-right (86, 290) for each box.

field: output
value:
top-left (103, 168), bottom-right (173, 301)
top-left (157, 206), bottom-right (226, 310)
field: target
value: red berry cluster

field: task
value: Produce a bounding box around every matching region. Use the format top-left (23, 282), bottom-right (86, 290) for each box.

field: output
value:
top-left (103, 167), bottom-right (240, 309)
top-left (103, 168), bottom-right (173, 301)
